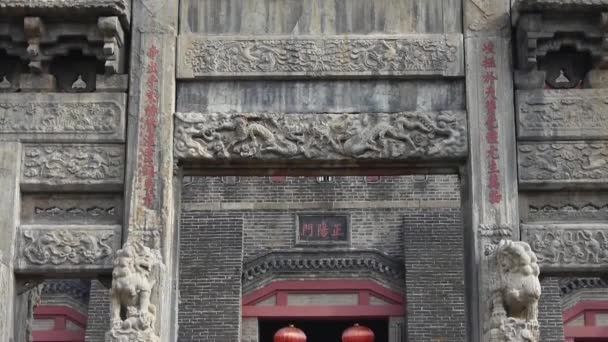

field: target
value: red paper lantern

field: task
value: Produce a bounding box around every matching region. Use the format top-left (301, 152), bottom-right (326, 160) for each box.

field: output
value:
top-left (342, 323), bottom-right (375, 342)
top-left (274, 325), bottom-right (307, 342)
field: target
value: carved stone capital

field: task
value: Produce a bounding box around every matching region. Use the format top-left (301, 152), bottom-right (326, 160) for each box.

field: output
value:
top-left (177, 34), bottom-right (464, 79)
top-left (174, 111), bottom-right (468, 164)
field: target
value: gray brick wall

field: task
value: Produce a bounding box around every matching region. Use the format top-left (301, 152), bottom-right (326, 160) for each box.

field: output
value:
top-left (403, 208), bottom-right (466, 342)
top-left (84, 280), bottom-right (111, 342)
top-left (538, 276), bottom-right (566, 342)
top-left (179, 213), bottom-right (244, 342)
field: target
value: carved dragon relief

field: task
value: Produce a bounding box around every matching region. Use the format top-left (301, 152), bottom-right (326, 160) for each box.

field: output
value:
top-left (178, 35), bottom-right (463, 78)
top-left (174, 112), bottom-right (467, 162)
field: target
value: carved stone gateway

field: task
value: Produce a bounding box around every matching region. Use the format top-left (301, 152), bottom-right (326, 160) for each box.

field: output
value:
top-left (177, 34), bottom-right (464, 79)
top-left (485, 240), bottom-right (541, 342)
top-left (175, 111), bottom-right (468, 163)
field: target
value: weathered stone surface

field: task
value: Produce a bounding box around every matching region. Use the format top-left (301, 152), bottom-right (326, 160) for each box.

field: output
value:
top-left (21, 193), bottom-right (122, 225)
top-left (516, 89), bottom-right (608, 140)
top-left (0, 0), bottom-right (129, 26)
top-left (518, 142), bottom-right (608, 189)
top-left (21, 144), bottom-right (125, 190)
top-left (520, 191), bottom-right (608, 223)
top-left (177, 34), bottom-right (464, 79)
top-left (0, 93), bottom-right (126, 142)
top-left (15, 225), bottom-right (121, 272)
top-left (465, 0), bottom-right (511, 34)
top-left (522, 223), bottom-right (608, 272)
top-left (514, 0), bottom-right (608, 11)
top-left (175, 111), bottom-right (467, 163)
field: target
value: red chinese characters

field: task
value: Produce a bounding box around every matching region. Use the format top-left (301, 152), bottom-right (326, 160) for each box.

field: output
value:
top-left (299, 215), bottom-right (348, 242)
top-left (482, 41), bottom-right (502, 205)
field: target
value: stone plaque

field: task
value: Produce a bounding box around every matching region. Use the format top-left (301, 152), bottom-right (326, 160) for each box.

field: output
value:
top-left (175, 111), bottom-right (468, 162)
top-left (15, 225), bottom-right (121, 273)
top-left (21, 144), bottom-right (125, 191)
top-left (297, 214), bottom-right (349, 244)
top-left (518, 142), bottom-right (608, 189)
top-left (522, 223), bottom-right (608, 272)
top-left (177, 34), bottom-right (464, 79)
top-left (21, 193), bottom-right (123, 225)
top-left (520, 192), bottom-right (608, 223)
top-left (0, 93), bottom-right (126, 142)
top-left (516, 89), bottom-right (608, 140)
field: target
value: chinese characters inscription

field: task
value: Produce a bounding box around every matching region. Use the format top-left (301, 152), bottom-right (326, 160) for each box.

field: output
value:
top-left (298, 215), bottom-right (349, 243)
top-left (482, 41), bottom-right (502, 205)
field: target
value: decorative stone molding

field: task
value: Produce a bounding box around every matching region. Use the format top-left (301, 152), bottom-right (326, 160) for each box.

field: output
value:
top-left (0, 93), bottom-right (126, 142)
top-left (0, 0), bottom-right (129, 26)
top-left (106, 241), bottom-right (162, 342)
top-left (242, 250), bottom-right (404, 293)
top-left (21, 193), bottom-right (122, 225)
top-left (516, 89), bottom-right (608, 139)
top-left (41, 279), bottom-right (91, 299)
top-left (520, 192), bottom-right (608, 223)
top-left (15, 225), bottom-right (121, 272)
top-left (177, 34), bottom-right (464, 79)
top-left (21, 144), bottom-right (125, 191)
top-left (518, 142), bottom-right (608, 189)
top-left (484, 240), bottom-right (541, 342)
top-left (175, 111), bottom-right (467, 163)
top-left (514, 0), bottom-right (608, 12)
top-left (560, 277), bottom-right (608, 296)
top-left (522, 223), bottom-right (608, 271)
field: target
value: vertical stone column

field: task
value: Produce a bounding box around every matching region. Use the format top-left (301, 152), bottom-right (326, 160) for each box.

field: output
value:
top-left (463, 1), bottom-right (519, 341)
top-left (107, 0), bottom-right (179, 340)
top-left (0, 142), bottom-right (21, 342)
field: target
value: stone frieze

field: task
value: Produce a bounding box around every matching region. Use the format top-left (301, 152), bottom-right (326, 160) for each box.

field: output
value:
top-left (522, 223), bottom-right (608, 271)
top-left (516, 89), bottom-right (608, 140)
top-left (0, 93), bottom-right (126, 142)
top-left (15, 225), bottom-right (121, 272)
top-left (518, 142), bottom-right (608, 188)
top-left (175, 111), bottom-right (468, 162)
top-left (21, 144), bottom-right (125, 190)
top-left (177, 34), bottom-right (464, 79)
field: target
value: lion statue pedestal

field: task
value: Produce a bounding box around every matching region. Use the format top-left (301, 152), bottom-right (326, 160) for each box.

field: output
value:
top-left (105, 241), bottom-right (161, 342)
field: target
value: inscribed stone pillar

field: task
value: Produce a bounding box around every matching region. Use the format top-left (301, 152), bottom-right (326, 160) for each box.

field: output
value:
top-left (463, 1), bottom-right (519, 341)
top-left (114, 0), bottom-right (179, 339)
top-left (0, 142), bottom-right (21, 342)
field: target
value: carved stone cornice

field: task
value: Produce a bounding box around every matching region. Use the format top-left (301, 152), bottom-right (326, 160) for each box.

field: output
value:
top-left (242, 250), bottom-right (404, 293)
top-left (522, 223), bottom-right (608, 272)
top-left (177, 34), bottom-right (464, 79)
top-left (514, 0), bottom-right (608, 12)
top-left (516, 89), bottom-right (608, 139)
top-left (0, 93), bottom-right (126, 142)
top-left (41, 280), bottom-right (91, 300)
top-left (560, 277), bottom-right (608, 295)
top-left (174, 111), bottom-right (468, 164)
top-left (15, 225), bottom-right (121, 273)
top-left (518, 142), bottom-right (608, 189)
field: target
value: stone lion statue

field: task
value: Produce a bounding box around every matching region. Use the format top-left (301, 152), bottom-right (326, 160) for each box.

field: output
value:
top-left (106, 241), bottom-right (160, 342)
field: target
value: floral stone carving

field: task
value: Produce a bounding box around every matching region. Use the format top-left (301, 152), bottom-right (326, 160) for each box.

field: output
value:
top-left (518, 142), bottom-right (608, 188)
top-left (486, 240), bottom-right (541, 342)
top-left (174, 111), bottom-right (467, 162)
top-left (22, 144), bottom-right (125, 189)
top-left (177, 34), bottom-right (463, 78)
top-left (523, 224), bottom-right (608, 271)
top-left (106, 241), bottom-right (161, 342)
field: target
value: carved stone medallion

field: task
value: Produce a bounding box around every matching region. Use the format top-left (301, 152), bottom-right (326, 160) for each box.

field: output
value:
top-left (516, 89), bottom-right (608, 139)
top-left (21, 144), bottom-right (125, 190)
top-left (177, 34), bottom-right (464, 79)
top-left (175, 111), bottom-right (468, 163)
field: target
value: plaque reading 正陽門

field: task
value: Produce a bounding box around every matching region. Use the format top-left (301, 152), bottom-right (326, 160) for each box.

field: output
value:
top-left (297, 214), bottom-right (349, 244)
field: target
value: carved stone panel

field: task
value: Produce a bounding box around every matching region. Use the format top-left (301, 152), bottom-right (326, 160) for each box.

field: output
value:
top-left (177, 34), bottom-right (464, 79)
top-left (15, 225), bottom-right (121, 273)
top-left (21, 144), bottom-right (125, 191)
top-left (0, 0), bottom-right (129, 26)
top-left (518, 142), bottom-right (608, 189)
top-left (0, 93), bottom-right (126, 142)
top-left (520, 191), bottom-right (608, 223)
top-left (175, 111), bottom-right (468, 163)
top-left (21, 193), bottom-right (123, 225)
top-left (522, 223), bottom-right (608, 272)
top-left (516, 89), bottom-right (608, 140)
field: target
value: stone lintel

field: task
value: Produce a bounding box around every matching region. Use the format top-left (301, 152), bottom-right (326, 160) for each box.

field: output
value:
top-left (522, 223), bottom-right (608, 272)
top-left (20, 144), bottom-right (125, 191)
top-left (0, 93), bottom-right (126, 143)
top-left (516, 89), bottom-right (608, 140)
top-left (518, 141), bottom-right (608, 189)
top-left (14, 224), bottom-right (121, 274)
top-left (177, 34), bottom-right (464, 79)
top-left (175, 111), bottom-right (468, 163)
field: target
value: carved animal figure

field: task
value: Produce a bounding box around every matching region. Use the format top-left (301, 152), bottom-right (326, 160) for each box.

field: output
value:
top-left (109, 241), bottom-right (158, 333)
top-left (497, 240), bottom-right (541, 322)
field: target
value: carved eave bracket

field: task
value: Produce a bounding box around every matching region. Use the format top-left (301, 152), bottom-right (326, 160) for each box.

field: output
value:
top-left (512, 0), bottom-right (608, 89)
top-left (241, 250), bottom-right (405, 294)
